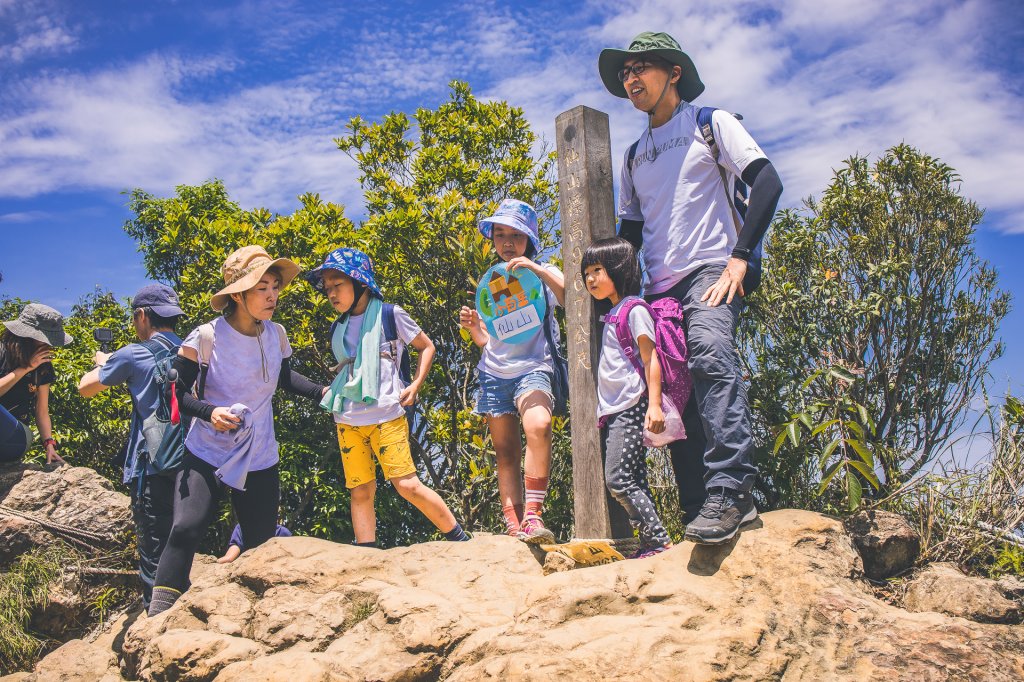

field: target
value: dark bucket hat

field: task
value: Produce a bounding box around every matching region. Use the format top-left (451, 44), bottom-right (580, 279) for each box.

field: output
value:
top-left (599, 31), bottom-right (705, 102)
top-left (3, 303), bottom-right (73, 347)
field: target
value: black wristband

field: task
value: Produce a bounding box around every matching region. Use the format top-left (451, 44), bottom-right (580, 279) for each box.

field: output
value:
top-left (731, 247), bottom-right (752, 261)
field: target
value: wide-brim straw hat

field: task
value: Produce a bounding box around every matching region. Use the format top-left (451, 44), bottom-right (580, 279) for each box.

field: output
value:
top-left (599, 31), bottom-right (705, 102)
top-left (3, 303), bottom-right (73, 347)
top-left (210, 245), bottom-right (300, 312)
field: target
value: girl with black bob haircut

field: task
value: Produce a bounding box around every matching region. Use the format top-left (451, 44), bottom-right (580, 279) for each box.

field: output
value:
top-left (579, 236), bottom-right (643, 313)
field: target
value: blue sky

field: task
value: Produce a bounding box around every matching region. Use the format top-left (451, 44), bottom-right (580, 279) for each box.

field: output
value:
top-left (2, 0), bottom-right (1024, 402)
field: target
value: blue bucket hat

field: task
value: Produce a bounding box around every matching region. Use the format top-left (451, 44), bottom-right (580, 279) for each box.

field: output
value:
top-left (478, 199), bottom-right (541, 255)
top-left (304, 248), bottom-right (383, 299)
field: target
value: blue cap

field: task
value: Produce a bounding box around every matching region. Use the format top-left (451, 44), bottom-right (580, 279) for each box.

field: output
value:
top-left (132, 284), bottom-right (184, 318)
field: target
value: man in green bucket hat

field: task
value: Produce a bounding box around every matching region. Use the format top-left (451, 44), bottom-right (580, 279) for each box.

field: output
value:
top-left (599, 32), bottom-right (784, 545)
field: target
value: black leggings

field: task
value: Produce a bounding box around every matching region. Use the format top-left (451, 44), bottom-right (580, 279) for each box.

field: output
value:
top-left (153, 451), bottom-right (280, 592)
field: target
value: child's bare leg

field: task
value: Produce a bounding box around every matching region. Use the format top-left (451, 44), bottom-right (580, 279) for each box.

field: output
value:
top-left (519, 391), bottom-right (553, 481)
top-left (391, 473), bottom-right (458, 532)
top-left (487, 413), bottom-right (525, 533)
top-left (350, 481), bottom-right (377, 544)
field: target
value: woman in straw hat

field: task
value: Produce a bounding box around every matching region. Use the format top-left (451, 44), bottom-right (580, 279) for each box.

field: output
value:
top-left (1, 303), bottom-right (72, 465)
top-left (149, 246), bottom-right (327, 616)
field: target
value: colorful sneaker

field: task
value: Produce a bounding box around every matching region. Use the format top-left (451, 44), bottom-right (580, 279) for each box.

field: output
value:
top-left (516, 514), bottom-right (556, 544)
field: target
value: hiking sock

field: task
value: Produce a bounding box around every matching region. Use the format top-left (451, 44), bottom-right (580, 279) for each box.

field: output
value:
top-left (353, 541), bottom-right (377, 548)
top-left (502, 503), bottom-right (524, 535)
top-left (148, 586), bottom-right (181, 617)
top-left (444, 522), bottom-right (471, 542)
top-left (524, 476), bottom-right (549, 518)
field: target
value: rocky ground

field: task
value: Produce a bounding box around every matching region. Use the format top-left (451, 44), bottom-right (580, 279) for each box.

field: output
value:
top-left (2, 466), bottom-right (1023, 681)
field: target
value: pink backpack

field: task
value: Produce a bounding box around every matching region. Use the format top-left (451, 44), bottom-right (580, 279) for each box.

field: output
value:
top-left (603, 296), bottom-right (692, 446)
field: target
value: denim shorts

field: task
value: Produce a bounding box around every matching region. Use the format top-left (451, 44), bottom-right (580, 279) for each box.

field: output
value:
top-left (475, 369), bottom-right (554, 417)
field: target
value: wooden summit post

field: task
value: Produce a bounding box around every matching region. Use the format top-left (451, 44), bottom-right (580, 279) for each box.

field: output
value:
top-left (556, 106), bottom-right (632, 540)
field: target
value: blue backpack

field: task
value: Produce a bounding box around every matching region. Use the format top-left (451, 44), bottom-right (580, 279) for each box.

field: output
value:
top-left (627, 106), bottom-right (763, 294)
top-left (137, 335), bottom-right (188, 478)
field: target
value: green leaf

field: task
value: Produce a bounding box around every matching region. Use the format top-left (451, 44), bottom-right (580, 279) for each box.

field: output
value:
top-left (773, 429), bottom-right (789, 455)
top-left (817, 460), bottom-right (844, 495)
top-left (844, 420), bottom-right (865, 440)
top-left (828, 366), bottom-right (857, 383)
top-left (846, 438), bottom-right (874, 466)
top-left (797, 412), bottom-right (814, 430)
top-left (811, 419), bottom-right (841, 437)
top-left (818, 438), bottom-right (841, 467)
top-left (848, 460), bottom-right (881, 490)
top-left (846, 471), bottom-right (863, 510)
top-left (787, 421), bottom-right (801, 448)
top-left (857, 404), bottom-right (876, 435)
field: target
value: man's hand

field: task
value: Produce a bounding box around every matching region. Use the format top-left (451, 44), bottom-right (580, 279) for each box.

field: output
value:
top-left (93, 351), bottom-right (111, 367)
top-left (399, 381), bottom-right (421, 407)
top-left (210, 407), bottom-right (242, 432)
top-left (701, 258), bottom-right (747, 307)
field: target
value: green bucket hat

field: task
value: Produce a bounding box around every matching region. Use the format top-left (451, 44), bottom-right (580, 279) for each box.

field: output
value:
top-left (599, 31), bottom-right (705, 102)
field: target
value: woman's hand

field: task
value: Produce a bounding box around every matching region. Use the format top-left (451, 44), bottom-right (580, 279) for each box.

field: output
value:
top-left (26, 346), bottom-right (52, 371)
top-left (701, 258), bottom-right (747, 307)
top-left (210, 407), bottom-right (242, 432)
top-left (645, 402), bottom-right (666, 434)
top-left (44, 441), bottom-right (65, 465)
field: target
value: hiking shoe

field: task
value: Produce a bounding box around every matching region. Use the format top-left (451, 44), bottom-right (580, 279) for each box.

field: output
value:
top-left (517, 514), bottom-right (556, 544)
top-left (683, 488), bottom-right (758, 545)
top-left (629, 544), bottom-right (671, 559)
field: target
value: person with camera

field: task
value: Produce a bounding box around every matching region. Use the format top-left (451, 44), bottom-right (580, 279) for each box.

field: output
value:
top-left (1, 303), bottom-right (72, 465)
top-left (78, 284), bottom-right (185, 610)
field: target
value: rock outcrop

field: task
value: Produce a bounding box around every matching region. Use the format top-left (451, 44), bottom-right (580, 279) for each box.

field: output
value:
top-left (844, 509), bottom-right (920, 580)
top-left (8, 510), bottom-right (1023, 681)
top-left (905, 562), bottom-right (1022, 624)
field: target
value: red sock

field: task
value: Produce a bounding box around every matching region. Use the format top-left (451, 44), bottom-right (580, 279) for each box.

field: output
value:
top-left (524, 476), bottom-right (548, 518)
top-left (502, 503), bottom-right (524, 535)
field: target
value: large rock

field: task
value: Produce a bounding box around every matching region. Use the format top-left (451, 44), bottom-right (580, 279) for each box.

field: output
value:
top-left (11, 509), bottom-right (1023, 682)
top-left (905, 562), bottom-right (1022, 624)
top-left (0, 464), bottom-right (132, 568)
top-left (844, 509), bottom-right (920, 580)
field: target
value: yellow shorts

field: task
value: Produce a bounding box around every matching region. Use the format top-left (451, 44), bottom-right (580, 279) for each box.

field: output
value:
top-left (336, 416), bottom-right (417, 489)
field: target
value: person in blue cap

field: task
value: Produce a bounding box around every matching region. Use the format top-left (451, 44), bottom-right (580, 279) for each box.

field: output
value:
top-left (78, 283), bottom-right (185, 609)
top-left (307, 247), bottom-right (470, 547)
top-left (599, 32), bottom-right (784, 544)
top-left (459, 200), bottom-right (566, 543)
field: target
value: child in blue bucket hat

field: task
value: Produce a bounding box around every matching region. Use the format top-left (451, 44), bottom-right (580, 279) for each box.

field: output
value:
top-left (459, 199), bottom-right (568, 543)
top-left (307, 247), bottom-right (470, 546)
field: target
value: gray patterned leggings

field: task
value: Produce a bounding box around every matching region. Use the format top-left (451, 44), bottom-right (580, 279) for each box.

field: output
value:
top-left (602, 398), bottom-right (671, 548)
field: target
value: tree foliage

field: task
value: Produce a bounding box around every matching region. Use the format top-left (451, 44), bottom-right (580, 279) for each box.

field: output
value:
top-left (744, 144), bottom-right (1010, 510)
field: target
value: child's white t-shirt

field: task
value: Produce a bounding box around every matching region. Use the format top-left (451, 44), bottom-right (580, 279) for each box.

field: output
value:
top-left (476, 263), bottom-right (563, 379)
top-left (597, 299), bottom-right (656, 419)
top-left (334, 305), bottom-right (421, 427)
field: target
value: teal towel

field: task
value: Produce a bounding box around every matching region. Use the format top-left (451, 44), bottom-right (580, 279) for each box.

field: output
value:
top-left (320, 297), bottom-right (383, 413)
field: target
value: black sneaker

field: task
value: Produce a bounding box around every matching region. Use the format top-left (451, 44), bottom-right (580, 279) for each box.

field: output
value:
top-left (683, 487), bottom-right (758, 545)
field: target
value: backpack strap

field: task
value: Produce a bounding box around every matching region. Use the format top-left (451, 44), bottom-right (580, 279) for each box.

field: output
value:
top-left (195, 323), bottom-right (215, 401)
top-left (139, 334), bottom-right (175, 358)
top-left (270, 321), bottom-right (288, 356)
top-left (626, 138), bottom-right (640, 183)
top-left (604, 297), bottom-right (648, 376)
top-left (381, 303), bottom-right (412, 385)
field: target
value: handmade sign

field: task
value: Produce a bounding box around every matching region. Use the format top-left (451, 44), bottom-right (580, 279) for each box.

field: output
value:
top-left (475, 263), bottom-right (547, 344)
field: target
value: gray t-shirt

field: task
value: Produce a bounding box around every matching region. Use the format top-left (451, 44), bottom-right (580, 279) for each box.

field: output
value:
top-left (619, 104), bottom-right (767, 294)
top-left (333, 304), bottom-right (421, 427)
top-left (182, 317), bottom-right (292, 471)
top-left (477, 264), bottom-right (562, 379)
top-left (597, 299), bottom-right (655, 419)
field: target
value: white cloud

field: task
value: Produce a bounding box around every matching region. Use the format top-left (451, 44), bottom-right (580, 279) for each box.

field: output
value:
top-left (0, 4), bottom-right (77, 64)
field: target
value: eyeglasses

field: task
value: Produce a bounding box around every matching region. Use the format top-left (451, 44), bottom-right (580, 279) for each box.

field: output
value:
top-left (617, 61), bottom-right (657, 82)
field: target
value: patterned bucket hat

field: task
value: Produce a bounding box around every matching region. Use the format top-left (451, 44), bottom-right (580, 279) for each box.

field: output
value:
top-left (478, 199), bottom-right (541, 254)
top-left (3, 303), bottom-right (74, 347)
top-left (304, 247), bottom-right (383, 299)
top-left (599, 31), bottom-right (705, 102)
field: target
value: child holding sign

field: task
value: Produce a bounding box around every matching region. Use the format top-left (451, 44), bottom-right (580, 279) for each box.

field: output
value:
top-left (307, 248), bottom-right (470, 546)
top-left (582, 238), bottom-right (673, 558)
top-left (459, 200), bottom-right (565, 543)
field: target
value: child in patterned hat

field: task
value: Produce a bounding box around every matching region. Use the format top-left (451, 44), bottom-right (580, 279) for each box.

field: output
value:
top-left (307, 247), bottom-right (470, 546)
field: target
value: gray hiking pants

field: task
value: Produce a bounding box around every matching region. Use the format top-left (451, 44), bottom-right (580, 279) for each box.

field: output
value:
top-left (647, 264), bottom-right (758, 505)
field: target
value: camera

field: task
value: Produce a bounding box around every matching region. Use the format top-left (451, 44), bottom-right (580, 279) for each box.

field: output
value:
top-left (93, 328), bottom-right (114, 353)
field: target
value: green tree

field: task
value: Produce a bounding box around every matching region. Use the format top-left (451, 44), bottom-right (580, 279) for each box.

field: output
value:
top-left (335, 80), bottom-right (565, 534)
top-left (744, 144), bottom-right (1010, 510)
